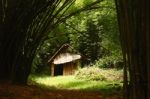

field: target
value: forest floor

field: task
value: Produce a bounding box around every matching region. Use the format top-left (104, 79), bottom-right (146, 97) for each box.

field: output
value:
top-left (0, 81), bottom-right (122, 99)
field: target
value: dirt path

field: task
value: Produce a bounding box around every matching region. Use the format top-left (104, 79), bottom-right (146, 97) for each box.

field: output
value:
top-left (0, 82), bottom-right (122, 99)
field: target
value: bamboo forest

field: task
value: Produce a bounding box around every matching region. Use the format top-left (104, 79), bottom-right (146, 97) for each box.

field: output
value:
top-left (0, 0), bottom-right (150, 99)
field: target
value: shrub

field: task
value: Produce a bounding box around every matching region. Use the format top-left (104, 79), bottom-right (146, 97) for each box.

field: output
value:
top-left (75, 67), bottom-right (106, 81)
top-left (94, 55), bottom-right (123, 68)
top-left (75, 67), bottom-right (123, 82)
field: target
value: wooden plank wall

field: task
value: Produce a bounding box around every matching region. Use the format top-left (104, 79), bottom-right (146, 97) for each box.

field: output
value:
top-left (51, 61), bottom-right (78, 76)
top-left (63, 62), bottom-right (78, 75)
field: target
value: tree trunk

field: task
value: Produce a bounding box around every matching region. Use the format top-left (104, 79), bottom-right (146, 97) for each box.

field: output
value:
top-left (115, 0), bottom-right (150, 98)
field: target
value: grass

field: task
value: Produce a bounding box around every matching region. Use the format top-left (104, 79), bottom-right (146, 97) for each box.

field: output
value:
top-left (28, 74), bottom-right (123, 95)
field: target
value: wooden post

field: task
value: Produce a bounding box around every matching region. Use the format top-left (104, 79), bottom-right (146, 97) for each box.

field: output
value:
top-left (51, 63), bottom-right (54, 76)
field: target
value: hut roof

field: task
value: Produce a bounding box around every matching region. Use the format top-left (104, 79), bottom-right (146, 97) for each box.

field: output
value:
top-left (53, 53), bottom-right (81, 64)
top-left (48, 44), bottom-right (81, 64)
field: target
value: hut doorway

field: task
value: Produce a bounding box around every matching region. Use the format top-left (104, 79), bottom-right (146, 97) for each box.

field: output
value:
top-left (54, 64), bottom-right (63, 76)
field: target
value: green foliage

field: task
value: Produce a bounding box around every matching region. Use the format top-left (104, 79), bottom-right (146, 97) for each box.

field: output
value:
top-left (32, 23), bottom-right (70, 74)
top-left (77, 19), bottom-right (103, 65)
top-left (32, 0), bottom-right (122, 74)
top-left (75, 67), bottom-right (106, 81)
top-left (94, 54), bottom-right (123, 68)
top-left (75, 67), bottom-right (123, 82)
top-left (66, 0), bottom-right (121, 66)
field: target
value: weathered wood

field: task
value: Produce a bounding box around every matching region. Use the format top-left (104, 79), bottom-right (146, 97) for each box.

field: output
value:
top-left (49, 44), bottom-right (80, 76)
top-left (51, 63), bottom-right (55, 76)
top-left (51, 60), bottom-right (79, 76)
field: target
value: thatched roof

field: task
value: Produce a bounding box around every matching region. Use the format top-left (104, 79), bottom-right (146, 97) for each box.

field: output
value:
top-left (48, 44), bottom-right (81, 64)
top-left (53, 53), bottom-right (81, 64)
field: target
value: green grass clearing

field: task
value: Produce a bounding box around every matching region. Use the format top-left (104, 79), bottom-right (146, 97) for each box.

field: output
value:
top-left (28, 75), bottom-right (122, 95)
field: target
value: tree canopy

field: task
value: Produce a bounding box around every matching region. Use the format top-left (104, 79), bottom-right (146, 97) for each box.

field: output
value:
top-left (33, 0), bottom-right (122, 70)
top-left (0, 0), bottom-right (105, 84)
top-left (0, 0), bottom-right (76, 83)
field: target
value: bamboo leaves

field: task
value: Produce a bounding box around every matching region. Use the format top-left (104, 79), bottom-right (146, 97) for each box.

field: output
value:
top-left (0, 0), bottom-right (75, 83)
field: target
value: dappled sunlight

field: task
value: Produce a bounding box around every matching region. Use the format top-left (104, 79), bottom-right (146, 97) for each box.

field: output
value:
top-left (30, 76), bottom-right (76, 86)
top-left (29, 73), bottom-right (123, 95)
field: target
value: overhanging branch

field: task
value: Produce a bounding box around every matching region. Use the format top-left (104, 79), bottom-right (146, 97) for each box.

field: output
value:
top-left (58, 0), bottom-right (104, 23)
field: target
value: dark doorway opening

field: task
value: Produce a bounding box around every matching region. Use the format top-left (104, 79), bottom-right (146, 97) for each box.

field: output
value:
top-left (54, 64), bottom-right (63, 76)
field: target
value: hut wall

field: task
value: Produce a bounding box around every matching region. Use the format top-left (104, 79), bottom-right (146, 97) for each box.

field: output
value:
top-left (63, 62), bottom-right (77, 75)
top-left (51, 61), bottom-right (79, 76)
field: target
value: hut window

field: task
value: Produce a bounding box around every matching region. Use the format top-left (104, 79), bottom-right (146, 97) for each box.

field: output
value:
top-left (54, 64), bottom-right (63, 76)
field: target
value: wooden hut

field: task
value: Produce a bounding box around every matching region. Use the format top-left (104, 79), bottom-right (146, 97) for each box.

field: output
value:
top-left (48, 44), bottom-right (81, 76)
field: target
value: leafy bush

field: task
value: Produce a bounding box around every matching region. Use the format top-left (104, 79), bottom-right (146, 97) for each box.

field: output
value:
top-left (94, 55), bottom-right (123, 68)
top-left (75, 67), bottom-right (106, 81)
top-left (75, 67), bottom-right (123, 82)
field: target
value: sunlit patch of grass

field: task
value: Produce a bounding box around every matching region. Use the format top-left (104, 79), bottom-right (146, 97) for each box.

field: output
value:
top-left (28, 75), bottom-right (122, 95)
top-left (29, 75), bottom-right (84, 89)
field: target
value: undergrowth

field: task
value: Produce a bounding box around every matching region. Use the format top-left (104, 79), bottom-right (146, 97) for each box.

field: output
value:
top-left (75, 67), bottom-right (123, 82)
top-left (28, 68), bottom-right (123, 95)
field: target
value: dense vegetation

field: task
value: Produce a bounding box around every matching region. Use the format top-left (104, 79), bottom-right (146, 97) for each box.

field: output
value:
top-left (75, 67), bottom-right (123, 82)
top-left (32, 0), bottom-right (123, 74)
